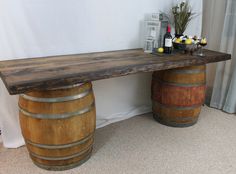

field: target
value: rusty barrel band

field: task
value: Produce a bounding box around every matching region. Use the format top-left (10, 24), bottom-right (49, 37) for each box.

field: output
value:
top-left (152, 102), bottom-right (200, 127)
top-left (152, 101), bottom-right (202, 110)
top-left (29, 142), bottom-right (93, 161)
top-left (166, 68), bottom-right (206, 74)
top-left (25, 133), bottom-right (94, 149)
top-left (20, 88), bottom-right (92, 103)
top-left (32, 148), bottom-right (92, 171)
top-left (152, 78), bottom-right (206, 87)
top-left (19, 102), bottom-right (95, 119)
top-left (153, 113), bottom-right (199, 121)
top-left (153, 113), bottom-right (198, 128)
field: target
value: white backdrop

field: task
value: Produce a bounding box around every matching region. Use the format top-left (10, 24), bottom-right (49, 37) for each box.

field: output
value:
top-left (0, 0), bottom-right (202, 148)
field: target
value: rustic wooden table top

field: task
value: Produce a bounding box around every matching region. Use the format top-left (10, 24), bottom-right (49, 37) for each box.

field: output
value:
top-left (0, 49), bottom-right (231, 95)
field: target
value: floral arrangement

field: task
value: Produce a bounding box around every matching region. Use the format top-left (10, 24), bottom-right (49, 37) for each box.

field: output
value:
top-left (172, 1), bottom-right (196, 35)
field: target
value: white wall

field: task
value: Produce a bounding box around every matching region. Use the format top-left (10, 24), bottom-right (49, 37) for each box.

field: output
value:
top-left (0, 0), bottom-right (202, 148)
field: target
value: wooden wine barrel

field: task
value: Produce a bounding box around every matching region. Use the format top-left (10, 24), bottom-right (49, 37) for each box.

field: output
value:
top-left (151, 65), bottom-right (206, 127)
top-left (19, 82), bottom-right (96, 170)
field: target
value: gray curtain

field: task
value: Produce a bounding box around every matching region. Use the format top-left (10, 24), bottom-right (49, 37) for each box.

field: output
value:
top-left (210, 0), bottom-right (236, 113)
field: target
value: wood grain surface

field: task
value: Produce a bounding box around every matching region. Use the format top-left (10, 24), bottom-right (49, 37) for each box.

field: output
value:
top-left (0, 49), bottom-right (231, 95)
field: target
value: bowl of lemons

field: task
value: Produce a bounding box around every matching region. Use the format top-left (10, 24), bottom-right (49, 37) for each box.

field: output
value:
top-left (173, 35), bottom-right (204, 54)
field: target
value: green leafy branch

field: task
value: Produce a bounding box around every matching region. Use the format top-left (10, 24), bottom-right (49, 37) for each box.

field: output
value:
top-left (172, 1), bottom-right (197, 34)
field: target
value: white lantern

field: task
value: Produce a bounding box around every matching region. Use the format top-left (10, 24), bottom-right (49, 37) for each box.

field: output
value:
top-left (144, 16), bottom-right (161, 52)
top-left (143, 13), bottom-right (169, 53)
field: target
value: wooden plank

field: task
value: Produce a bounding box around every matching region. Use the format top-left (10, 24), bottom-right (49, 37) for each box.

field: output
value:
top-left (0, 49), bottom-right (231, 95)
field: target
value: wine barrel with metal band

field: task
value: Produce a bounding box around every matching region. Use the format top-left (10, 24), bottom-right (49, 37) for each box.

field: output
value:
top-left (151, 65), bottom-right (206, 127)
top-left (19, 82), bottom-right (96, 170)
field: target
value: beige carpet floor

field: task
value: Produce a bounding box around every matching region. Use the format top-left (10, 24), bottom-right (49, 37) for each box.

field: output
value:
top-left (1, 106), bottom-right (236, 174)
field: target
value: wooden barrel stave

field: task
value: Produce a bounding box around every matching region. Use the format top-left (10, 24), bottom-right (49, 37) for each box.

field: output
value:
top-left (31, 147), bottom-right (92, 171)
top-left (152, 65), bottom-right (206, 127)
top-left (19, 109), bottom-right (95, 145)
top-left (152, 82), bottom-right (206, 107)
top-left (19, 82), bottom-right (96, 170)
top-left (25, 132), bottom-right (94, 157)
top-left (153, 101), bottom-right (201, 127)
top-left (19, 83), bottom-right (94, 115)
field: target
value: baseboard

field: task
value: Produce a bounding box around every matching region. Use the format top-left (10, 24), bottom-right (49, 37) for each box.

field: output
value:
top-left (96, 105), bottom-right (152, 129)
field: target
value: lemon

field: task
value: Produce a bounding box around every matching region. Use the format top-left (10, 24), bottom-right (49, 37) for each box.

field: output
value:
top-left (157, 47), bottom-right (164, 53)
top-left (175, 38), bottom-right (182, 43)
top-left (201, 38), bottom-right (207, 44)
top-left (185, 39), bottom-right (192, 45)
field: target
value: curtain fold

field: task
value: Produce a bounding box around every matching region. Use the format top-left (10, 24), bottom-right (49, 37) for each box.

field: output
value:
top-left (210, 0), bottom-right (236, 113)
